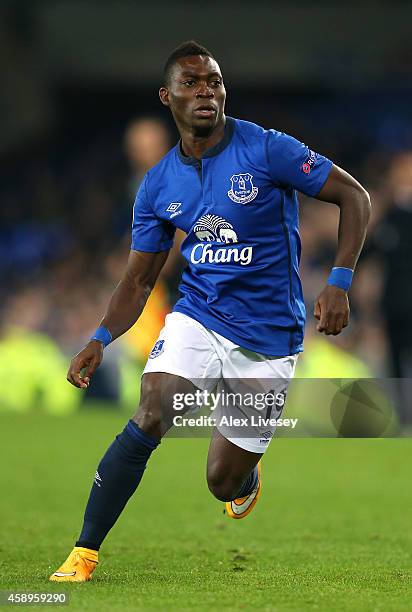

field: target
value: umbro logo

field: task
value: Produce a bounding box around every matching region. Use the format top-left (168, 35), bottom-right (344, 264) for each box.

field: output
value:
top-left (53, 571), bottom-right (76, 577)
top-left (166, 202), bottom-right (182, 218)
top-left (260, 430), bottom-right (273, 439)
top-left (94, 471), bottom-right (102, 487)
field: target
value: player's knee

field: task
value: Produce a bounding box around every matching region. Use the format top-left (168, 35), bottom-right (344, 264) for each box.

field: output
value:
top-left (133, 375), bottom-right (163, 438)
top-left (207, 468), bottom-right (240, 502)
top-left (133, 407), bottom-right (162, 438)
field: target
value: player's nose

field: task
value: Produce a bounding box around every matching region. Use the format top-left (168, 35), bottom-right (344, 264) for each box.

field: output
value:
top-left (195, 83), bottom-right (213, 98)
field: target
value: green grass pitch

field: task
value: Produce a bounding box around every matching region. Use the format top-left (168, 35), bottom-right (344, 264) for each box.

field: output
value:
top-left (0, 411), bottom-right (411, 611)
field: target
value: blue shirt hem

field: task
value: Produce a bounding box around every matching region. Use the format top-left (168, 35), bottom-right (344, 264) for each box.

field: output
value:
top-left (173, 303), bottom-right (303, 357)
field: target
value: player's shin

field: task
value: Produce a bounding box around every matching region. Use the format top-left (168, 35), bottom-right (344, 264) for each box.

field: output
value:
top-left (76, 419), bottom-right (159, 550)
top-left (234, 463), bottom-right (259, 498)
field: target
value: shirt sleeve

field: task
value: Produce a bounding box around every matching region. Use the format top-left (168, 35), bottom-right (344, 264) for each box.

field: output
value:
top-left (131, 175), bottom-right (175, 252)
top-left (266, 130), bottom-right (333, 197)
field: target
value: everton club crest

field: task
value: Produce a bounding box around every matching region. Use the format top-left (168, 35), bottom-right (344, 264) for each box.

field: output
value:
top-left (228, 173), bottom-right (258, 204)
top-left (149, 339), bottom-right (165, 359)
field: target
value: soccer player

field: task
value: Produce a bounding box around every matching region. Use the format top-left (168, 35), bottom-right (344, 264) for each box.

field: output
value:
top-left (50, 41), bottom-right (370, 581)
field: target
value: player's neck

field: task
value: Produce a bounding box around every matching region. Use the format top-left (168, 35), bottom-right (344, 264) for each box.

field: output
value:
top-left (179, 117), bottom-right (226, 159)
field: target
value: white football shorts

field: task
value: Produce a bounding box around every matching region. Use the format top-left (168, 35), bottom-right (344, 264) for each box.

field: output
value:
top-left (143, 312), bottom-right (298, 453)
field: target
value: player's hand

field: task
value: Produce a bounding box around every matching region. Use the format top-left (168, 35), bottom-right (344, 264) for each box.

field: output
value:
top-left (314, 285), bottom-right (349, 335)
top-left (67, 341), bottom-right (104, 389)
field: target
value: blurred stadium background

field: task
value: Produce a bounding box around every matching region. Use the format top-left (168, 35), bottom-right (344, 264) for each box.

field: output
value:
top-left (1, 0), bottom-right (412, 420)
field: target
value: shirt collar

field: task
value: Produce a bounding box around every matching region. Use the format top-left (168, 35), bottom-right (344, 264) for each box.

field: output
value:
top-left (177, 116), bottom-right (235, 165)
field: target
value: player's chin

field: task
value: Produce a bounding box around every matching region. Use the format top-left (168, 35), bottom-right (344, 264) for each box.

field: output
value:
top-left (191, 115), bottom-right (218, 135)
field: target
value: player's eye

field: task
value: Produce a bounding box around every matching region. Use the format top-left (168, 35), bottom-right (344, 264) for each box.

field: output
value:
top-left (211, 80), bottom-right (222, 87)
top-left (182, 80), bottom-right (195, 87)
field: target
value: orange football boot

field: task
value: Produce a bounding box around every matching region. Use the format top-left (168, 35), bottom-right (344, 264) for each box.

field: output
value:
top-left (49, 547), bottom-right (98, 582)
top-left (225, 462), bottom-right (262, 519)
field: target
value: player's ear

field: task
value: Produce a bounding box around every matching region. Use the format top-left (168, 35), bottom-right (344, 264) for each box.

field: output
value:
top-left (159, 87), bottom-right (170, 107)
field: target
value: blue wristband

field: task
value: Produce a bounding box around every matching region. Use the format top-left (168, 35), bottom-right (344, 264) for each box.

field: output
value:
top-left (327, 267), bottom-right (353, 292)
top-left (90, 325), bottom-right (112, 347)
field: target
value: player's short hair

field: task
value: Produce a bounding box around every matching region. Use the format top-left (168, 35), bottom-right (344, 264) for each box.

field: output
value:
top-left (163, 40), bottom-right (214, 85)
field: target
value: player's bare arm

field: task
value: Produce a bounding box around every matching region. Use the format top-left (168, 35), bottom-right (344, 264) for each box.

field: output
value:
top-left (314, 164), bottom-right (371, 336)
top-left (67, 249), bottom-right (169, 389)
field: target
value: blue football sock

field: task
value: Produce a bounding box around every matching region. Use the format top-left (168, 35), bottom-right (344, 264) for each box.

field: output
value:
top-left (235, 464), bottom-right (259, 498)
top-left (76, 420), bottom-right (158, 550)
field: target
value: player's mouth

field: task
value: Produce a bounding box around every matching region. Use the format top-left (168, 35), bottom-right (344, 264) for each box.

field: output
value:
top-left (193, 105), bottom-right (217, 118)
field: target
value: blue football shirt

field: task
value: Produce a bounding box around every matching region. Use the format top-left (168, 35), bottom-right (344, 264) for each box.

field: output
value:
top-left (131, 117), bottom-right (332, 356)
